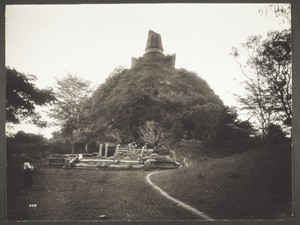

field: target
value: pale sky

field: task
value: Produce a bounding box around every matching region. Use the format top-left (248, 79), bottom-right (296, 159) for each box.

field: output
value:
top-left (5, 4), bottom-right (290, 138)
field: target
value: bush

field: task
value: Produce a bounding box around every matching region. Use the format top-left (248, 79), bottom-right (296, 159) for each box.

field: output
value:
top-left (11, 131), bottom-right (47, 144)
top-left (7, 142), bottom-right (50, 171)
top-left (267, 124), bottom-right (287, 144)
top-left (47, 142), bottom-right (71, 154)
top-left (7, 142), bottom-right (48, 155)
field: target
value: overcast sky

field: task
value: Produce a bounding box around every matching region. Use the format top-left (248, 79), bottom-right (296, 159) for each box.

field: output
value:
top-left (5, 3), bottom-right (290, 138)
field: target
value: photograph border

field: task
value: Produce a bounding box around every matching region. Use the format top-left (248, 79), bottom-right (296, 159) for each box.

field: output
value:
top-left (1, 0), bottom-right (299, 225)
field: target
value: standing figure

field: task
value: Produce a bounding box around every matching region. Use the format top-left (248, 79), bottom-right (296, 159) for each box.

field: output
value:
top-left (23, 158), bottom-right (34, 187)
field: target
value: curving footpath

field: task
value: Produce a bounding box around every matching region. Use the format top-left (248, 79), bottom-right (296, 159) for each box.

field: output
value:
top-left (146, 170), bottom-right (213, 221)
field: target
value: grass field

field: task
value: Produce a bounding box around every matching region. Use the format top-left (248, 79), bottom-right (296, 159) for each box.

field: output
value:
top-left (151, 141), bottom-right (293, 219)
top-left (6, 141), bottom-right (293, 221)
top-left (7, 168), bottom-right (202, 221)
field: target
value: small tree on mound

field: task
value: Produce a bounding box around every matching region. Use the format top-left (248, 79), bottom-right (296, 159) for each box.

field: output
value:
top-left (139, 121), bottom-right (165, 148)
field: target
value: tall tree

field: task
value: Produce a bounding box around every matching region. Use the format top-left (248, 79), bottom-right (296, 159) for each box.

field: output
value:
top-left (259, 29), bottom-right (292, 126)
top-left (6, 67), bottom-right (55, 127)
top-left (49, 74), bottom-right (93, 153)
top-left (231, 29), bottom-right (291, 141)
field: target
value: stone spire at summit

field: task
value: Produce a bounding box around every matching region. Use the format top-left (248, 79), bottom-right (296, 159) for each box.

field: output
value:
top-left (131, 30), bottom-right (176, 68)
top-left (145, 30), bottom-right (164, 54)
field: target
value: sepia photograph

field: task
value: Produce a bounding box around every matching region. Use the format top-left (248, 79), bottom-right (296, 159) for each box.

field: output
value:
top-left (4, 2), bottom-right (294, 222)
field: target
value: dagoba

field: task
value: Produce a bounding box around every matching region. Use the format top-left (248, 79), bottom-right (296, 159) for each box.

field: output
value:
top-left (131, 30), bottom-right (176, 68)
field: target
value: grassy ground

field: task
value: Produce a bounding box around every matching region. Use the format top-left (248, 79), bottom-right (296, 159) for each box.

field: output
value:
top-left (6, 141), bottom-right (293, 221)
top-left (151, 141), bottom-right (293, 220)
top-left (6, 144), bottom-right (200, 221)
top-left (7, 167), bottom-right (203, 221)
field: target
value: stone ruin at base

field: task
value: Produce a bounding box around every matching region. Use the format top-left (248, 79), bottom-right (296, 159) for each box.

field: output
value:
top-left (47, 30), bottom-right (181, 170)
top-left (48, 143), bottom-right (180, 170)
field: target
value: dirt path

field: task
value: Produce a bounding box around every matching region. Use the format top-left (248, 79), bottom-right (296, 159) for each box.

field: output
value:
top-left (7, 168), bottom-right (201, 221)
top-left (146, 170), bottom-right (213, 220)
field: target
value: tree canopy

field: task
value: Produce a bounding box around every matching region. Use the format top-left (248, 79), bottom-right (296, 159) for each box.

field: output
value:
top-left (231, 5), bottom-right (291, 142)
top-left (9, 130), bottom-right (47, 144)
top-left (49, 74), bottom-right (94, 152)
top-left (6, 67), bottom-right (55, 127)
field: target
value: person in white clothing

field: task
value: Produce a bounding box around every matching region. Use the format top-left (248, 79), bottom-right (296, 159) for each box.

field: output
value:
top-left (23, 158), bottom-right (34, 187)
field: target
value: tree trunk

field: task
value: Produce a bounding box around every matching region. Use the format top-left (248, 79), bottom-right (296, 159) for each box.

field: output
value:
top-left (85, 143), bottom-right (88, 152)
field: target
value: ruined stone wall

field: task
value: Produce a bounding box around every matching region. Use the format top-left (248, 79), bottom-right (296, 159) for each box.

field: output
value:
top-left (131, 53), bottom-right (176, 69)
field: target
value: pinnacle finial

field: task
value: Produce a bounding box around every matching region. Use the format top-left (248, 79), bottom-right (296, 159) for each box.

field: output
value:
top-left (145, 30), bottom-right (164, 54)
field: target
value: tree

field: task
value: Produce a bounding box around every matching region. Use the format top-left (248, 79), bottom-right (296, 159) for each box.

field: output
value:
top-left (266, 123), bottom-right (287, 145)
top-left (259, 4), bottom-right (291, 23)
top-left (182, 102), bottom-right (225, 143)
top-left (216, 106), bottom-right (254, 149)
top-left (231, 4), bottom-right (291, 143)
top-left (6, 67), bottom-right (55, 127)
top-left (49, 74), bottom-right (93, 153)
top-left (231, 28), bottom-right (291, 141)
top-left (12, 130), bottom-right (47, 144)
top-left (258, 29), bottom-right (292, 126)
top-left (139, 121), bottom-right (165, 148)
top-left (74, 96), bottom-right (117, 152)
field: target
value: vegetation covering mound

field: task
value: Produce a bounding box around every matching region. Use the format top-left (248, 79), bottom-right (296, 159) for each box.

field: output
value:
top-left (90, 60), bottom-right (226, 144)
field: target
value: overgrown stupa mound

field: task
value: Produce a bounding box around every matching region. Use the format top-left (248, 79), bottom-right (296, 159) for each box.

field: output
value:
top-left (91, 30), bottom-right (225, 143)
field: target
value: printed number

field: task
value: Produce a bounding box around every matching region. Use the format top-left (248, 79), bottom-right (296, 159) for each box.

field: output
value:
top-left (29, 204), bottom-right (37, 208)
